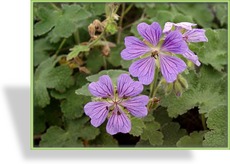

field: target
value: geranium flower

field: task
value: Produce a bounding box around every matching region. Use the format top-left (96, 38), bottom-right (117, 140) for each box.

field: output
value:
top-left (84, 74), bottom-right (148, 135)
top-left (121, 22), bottom-right (188, 84)
top-left (163, 22), bottom-right (208, 66)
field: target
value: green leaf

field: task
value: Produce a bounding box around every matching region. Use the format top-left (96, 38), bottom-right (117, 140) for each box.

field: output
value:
top-left (107, 44), bottom-right (124, 67)
top-left (152, 10), bottom-right (174, 27)
top-left (141, 120), bottom-right (163, 146)
top-left (67, 45), bottom-right (90, 60)
top-left (161, 122), bottom-right (187, 147)
top-left (33, 108), bottom-right (46, 134)
top-left (203, 106), bottom-right (227, 147)
top-left (51, 89), bottom-right (90, 119)
top-left (45, 65), bottom-right (75, 92)
top-left (84, 4), bottom-right (105, 16)
top-left (160, 66), bottom-right (227, 118)
top-left (173, 14), bottom-right (194, 23)
top-left (176, 131), bottom-right (205, 147)
top-left (40, 126), bottom-right (83, 147)
top-left (86, 50), bottom-right (104, 74)
top-left (129, 118), bottom-right (146, 137)
top-left (193, 29), bottom-right (227, 72)
top-left (86, 69), bottom-right (129, 84)
top-left (174, 4), bottom-right (214, 27)
top-left (153, 107), bottom-right (172, 126)
top-left (34, 38), bottom-right (54, 66)
top-left (121, 59), bottom-right (132, 69)
top-left (34, 4), bottom-right (91, 41)
top-left (214, 4), bottom-right (227, 26)
top-left (34, 6), bottom-right (61, 36)
top-left (40, 117), bottom-right (100, 147)
top-left (34, 57), bottom-right (74, 107)
top-left (75, 83), bottom-right (91, 96)
top-left (89, 124), bottom-right (118, 147)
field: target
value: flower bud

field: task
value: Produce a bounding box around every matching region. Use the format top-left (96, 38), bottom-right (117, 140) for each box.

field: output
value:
top-left (88, 23), bottom-right (95, 38)
top-left (102, 45), bottom-right (110, 56)
top-left (93, 19), bottom-right (104, 32)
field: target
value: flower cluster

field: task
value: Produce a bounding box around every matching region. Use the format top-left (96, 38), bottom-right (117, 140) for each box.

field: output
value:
top-left (84, 74), bottom-right (148, 135)
top-left (84, 21), bottom-right (207, 135)
top-left (121, 21), bottom-right (207, 84)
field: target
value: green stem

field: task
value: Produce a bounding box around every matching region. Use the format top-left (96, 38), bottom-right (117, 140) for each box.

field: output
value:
top-left (116, 4), bottom-right (133, 44)
top-left (116, 4), bottom-right (125, 44)
top-left (50, 3), bottom-right (61, 11)
top-left (54, 38), bottom-right (67, 56)
top-left (201, 114), bottom-right (207, 130)
top-left (149, 67), bottom-right (159, 98)
top-left (74, 29), bottom-right (80, 44)
top-left (88, 30), bottom-right (106, 48)
top-left (103, 56), bottom-right (107, 69)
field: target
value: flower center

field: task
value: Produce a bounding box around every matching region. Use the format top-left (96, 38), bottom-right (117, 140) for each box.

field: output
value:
top-left (151, 50), bottom-right (159, 59)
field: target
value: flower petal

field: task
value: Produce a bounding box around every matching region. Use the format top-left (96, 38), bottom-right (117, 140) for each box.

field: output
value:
top-left (84, 101), bottom-right (110, 127)
top-left (163, 22), bottom-right (174, 33)
top-left (121, 95), bottom-right (148, 117)
top-left (174, 22), bottom-right (197, 31)
top-left (182, 49), bottom-right (201, 66)
top-left (159, 54), bottom-right (187, 83)
top-left (183, 29), bottom-right (208, 42)
top-left (137, 22), bottom-right (162, 46)
top-left (117, 74), bottom-right (143, 98)
top-left (121, 36), bottom-right (151, 60)
top-left (161, 31), bottom-right (188, 54)
top-left (88, 75), bottom-right (114, 98)
top-left (106, 106), bottom-right (131, 135)
top-left (129, 57), bottom-right (155, 85)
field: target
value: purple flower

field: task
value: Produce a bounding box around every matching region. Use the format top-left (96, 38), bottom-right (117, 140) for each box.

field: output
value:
top-left (163, 22), bottom-right (208, 66)
top-left (121, 22), bottom-right (188, 84)
top-left (84, 74), bottom-right (148, 135)
top-left (163, 22), bottom-right (197, 34)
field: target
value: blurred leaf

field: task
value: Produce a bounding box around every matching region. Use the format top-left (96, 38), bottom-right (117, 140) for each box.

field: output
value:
top-left (129, 117), bottom-right (146, 137)
top-left (67, 45), bottom-right (90, 60)
top-left (107, 44), bottom-right (124, 67)
top-left (160, 66), bottom-right (227, 118)
top-left (174, 4), bottom-right (214, 27)
top-left (86, 69), bottom-right (129, 84)
top-left (86, 50), bottom-right (104, 73)
top-left (162, 122), bottom-right (187, 147)
top-left (153, 107), bottom-right (172, 125)
top-left (173, 14), bottom-right (193, 23)
top-left (214, 4), bottom-right (227, 26)
top-left (203, 106), bottom-right (227, 147)
top-left (34, 108), bottom-right (46, 134)
top-left (176, 131), bottom-right (205, 147)
top-left (121, 59), bottom-right (132, 69)
top-left (84, 4), bottom-right (105, 16)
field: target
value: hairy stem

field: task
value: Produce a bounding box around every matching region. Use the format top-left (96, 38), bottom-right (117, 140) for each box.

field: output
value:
top-left (50, 3), bottom-right (61, 11)
top-left (54, 38), bottom-right (67, 56)
top-left (116, 4), bottom-right (133, 44)
top-left (74, 29), bottom-right (80, 44)
top-left (103, 56), bottom-right (107, 69)
top-left (149, 67), bottom-right (159, 98)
